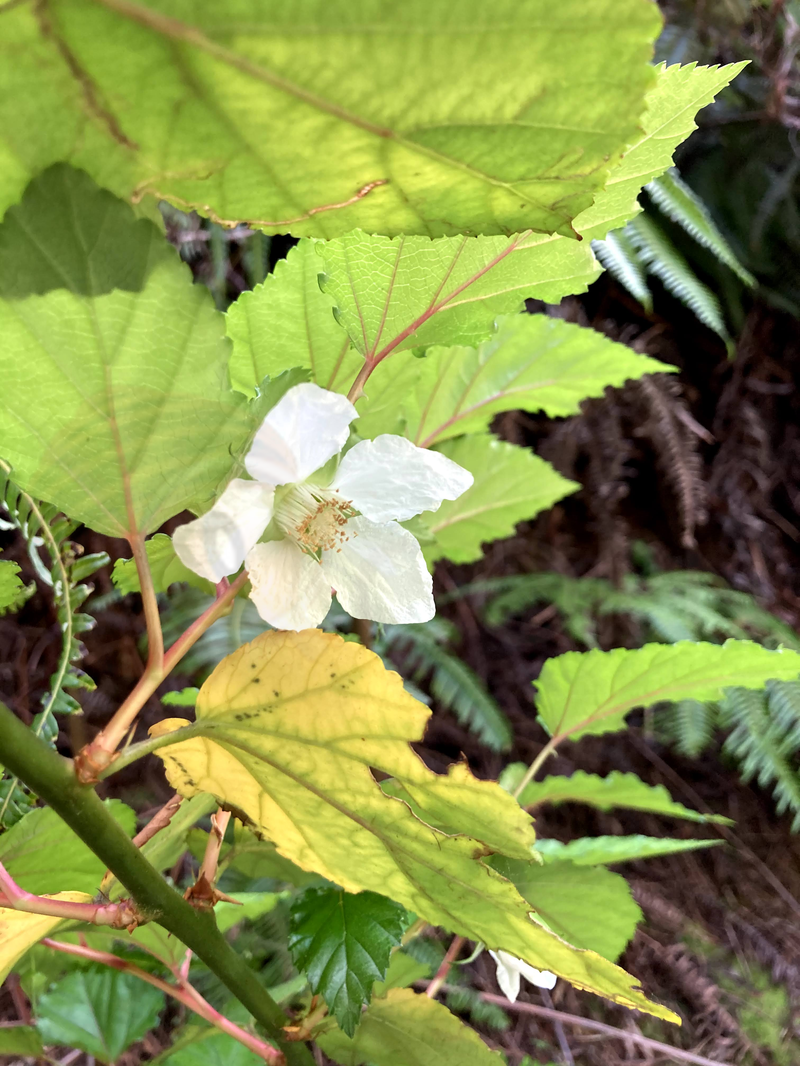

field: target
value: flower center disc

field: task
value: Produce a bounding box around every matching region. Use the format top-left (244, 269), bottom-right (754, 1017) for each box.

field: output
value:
top-left (277, 484), bottom-right (357, 559)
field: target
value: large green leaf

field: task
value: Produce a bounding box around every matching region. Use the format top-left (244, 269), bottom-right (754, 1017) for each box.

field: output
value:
top-left (35, 968), bottom-right (164, 1063)
top-left (0, 0), bottom-right (662, 237)
top-left (535, 835), bottom-right (722, 865)
top-left (289, 887), bottom-right (408, 1036)
top-left (492, 857), bottom-right (641, 962)
top-left (150, 630), bottom-right (678, 1020)
top-left (320, 231), bottom-right (598, 363)
top-left (422, 436), bottom-right (578, 566)
top-left (162, 1031), bottom-right (265, 1066)
top-left (400, 315), bottom-right (671, 448)
top-left (317, 987), bottom-right (502, 1066)
top-left (536, 640), bottom-right (800, 745)
top-left (501, 767), bottom-right (732, 824)
top-left (574, 61), bottom-right (748, 242)
top-left (0, 168), bottom-right (299, 538)
top-left (112, 534), bottom-right (215, 595)
top-left (0, 1026), bottom-right (44, 1057)
top-left (226, 240), bottom-right (361, 398)
top-left (0, 801), bottom-right (135, 894)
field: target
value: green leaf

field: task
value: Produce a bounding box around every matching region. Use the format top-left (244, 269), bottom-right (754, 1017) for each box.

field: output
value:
top-left (422, 436), bottom-right (578, 565)
top-left (535, 835), bottom-right (722, 865)
top-left (0, 801), bottom-right (135, 894)
top-left (0, 0), bottom-right (661, 238)
top-left (35, 968), bottom-right (164, 1063)
top-left (591, 230), bottom-right (653, 311)
top-left (400, 315), bottom-right (671, 447)
top-left (162, 688), bottom-right (201, 708)
top-left (151, 630), bottom-right (679, 1021)
top-left (289, 887), bottom-right (408, 1036)
top-left (0, 559), bottom-right (33, 616)
top-left (0, 164), bottom-right (171, 298)
top-left (535, 639), bottom-right (800, 744)
top-left (320, 231), bottom-right (599, 362)
top-left (374, 951), bottom-right (432, 995)
top-left (386, 621), bottom-right (512, 752)
top-left (112, 535), bottom-right (215, 595)
top-left (574, 61), bottom-right (748, 242)
top-left (628, 214), bottom-right (730, 344)
top-left (317, 987), bottom-right (503, 1066)
top-left (215, 891), bottom-right (284, 934)
top-left (502, 767), bottom-right (732, 824)
top-left (0, 1025), bottom-right (44, 1056)
top-left (0, 167), bottom-right (273, 539)
top-left (491, 857), bottom-right (642, 961)
top-left (646, 169), bottom-right (756, 286)
top-left (161, 1031), bottom-right (265, 1066)
top-left (226, 240), bottom-right (361, 398)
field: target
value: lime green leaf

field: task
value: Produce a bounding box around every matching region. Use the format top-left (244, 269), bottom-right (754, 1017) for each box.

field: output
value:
top-left (112, 535), bottom-right (215, 595)
top-left (374, 951), bottom-right (432, 995)
top-left (422, 436), bottom-right (578, 566)
top-left (162, 688), bottom-right (200, 708)
top-left (536, 640), bottom-right (800, 745)
top-left (646, 169), bottom-right (756, 286)
top-left (162, 1032), bottom-right (264, 1066)
top-left (226, 240), bottom-right (361, 398)
top-left (0, 801), bottom-right (135, 895)
top-left (401, 315), bottom-right (672, 448)
top-left (214, 891), bottom-right (284, 934)
top-left (0, 164), bottom-right (170, 298)
top-left (317, 987), bottom-right (503, 1066)
top-left (0, 559), bottom-right (33, 616)
top-left (320, 231), bottom-right (599, 362)
top-left (575, 61), bottom-right (748, 242)
top-left (0, 1), bottom-right (661, 238)
top-left (502, 767), bottom-right (732, 825)
top-left (0, 898), bottom-right (89, 985)
top-left (0, 1025), bottom-right (44, 1056)
top-left (0, 168), bottom-right (272, 539)
top-left (150, 630), bottom-right (678, 1020)
top-left (492, 858), bottom-right (642, 961)
top-left (535, 835), bottom-right (722, 865)
top-left (35, 968), bottom-right (164, 1063)
top-left (289, 887), bottom-right (408, 1036)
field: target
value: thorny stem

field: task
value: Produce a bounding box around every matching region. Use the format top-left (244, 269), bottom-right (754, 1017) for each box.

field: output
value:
top-left (0, 860), bottom-right (142, 928)
top-left (346, 359), bottom-right (373, 404)
top-left (43, 939), bottom-right (285, 1065)
top-left (0, 701), bottom-right (314, 1066)
top-left (76, 571), bottom-right (249, 780)
top-left (130, 531), bottom-right (164, 678)
top-left (512, 737), bottom-right (559, 800)
top-left (199, 809), bottom-right (231, 886)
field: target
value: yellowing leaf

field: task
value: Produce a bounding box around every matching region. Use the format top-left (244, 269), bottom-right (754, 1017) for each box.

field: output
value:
top-left (0, 893), bottom-right (90, 984)
top-left (151, 631), bottom-right (677, 1020)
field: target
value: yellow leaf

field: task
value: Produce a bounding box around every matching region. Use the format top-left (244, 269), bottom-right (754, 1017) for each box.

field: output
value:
top-left (152, 631), bottom-right (677, 1022)
top-left (0, 892), bottom-right (91, 983)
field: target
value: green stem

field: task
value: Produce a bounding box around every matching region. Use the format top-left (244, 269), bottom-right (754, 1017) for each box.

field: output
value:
top-left (512, 737), bottom-right (559, 800)
top-left (0, 701), bottom-right (314, 1066)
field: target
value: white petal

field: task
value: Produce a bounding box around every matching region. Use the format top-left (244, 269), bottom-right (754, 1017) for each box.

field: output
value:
top-left (246, 539), bottom-right (332, 630)
top-left (489, 951), bottom-right (522, 1003)
top-left (517, 960), bottom-right (557, 991)
top-left (173, 478), bottom-right (274, 583)
top-left (334, 435), bottom-right (473, 522)
top-left (245, 383), bottom-right (357, 486)
top-left (321, 518), bottom-right (433, 624)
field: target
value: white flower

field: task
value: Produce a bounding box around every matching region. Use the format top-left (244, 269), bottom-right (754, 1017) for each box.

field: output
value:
top-left (173, 382), bottom-right (473, 630)
top-left (489, 950), bottom-right (556, 1002)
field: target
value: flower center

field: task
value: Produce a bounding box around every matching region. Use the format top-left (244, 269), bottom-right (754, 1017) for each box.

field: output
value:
top-left (276, 483), bottom-right (358, 560)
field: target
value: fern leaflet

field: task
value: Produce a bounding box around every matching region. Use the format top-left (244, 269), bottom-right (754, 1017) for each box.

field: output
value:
top-left (592, 229), bottom-right (653, 311)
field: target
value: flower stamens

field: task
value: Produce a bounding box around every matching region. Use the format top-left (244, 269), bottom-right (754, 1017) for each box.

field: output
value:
top-left (276, 484), bottom-right (358, 560)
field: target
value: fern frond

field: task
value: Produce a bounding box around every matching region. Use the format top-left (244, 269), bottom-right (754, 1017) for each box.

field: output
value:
top-left (592, 229), bottom-right (654, 311)
top-left (628, 214), bottom-right (732, 347)
top-left (0, 461), bottom-right (108, 827)
top-left (658, 699), bottom-right (718, 758)
top-left (445, 986), bottom-right (510, 1031)
top-left (383, 621), bottom-right (512, 752)
top-left (481, 573), bottom-right (606, 647)
top-left (720, 682), bottom-right (800, 830)
top-left (646, 170), bottom-right (757, 287)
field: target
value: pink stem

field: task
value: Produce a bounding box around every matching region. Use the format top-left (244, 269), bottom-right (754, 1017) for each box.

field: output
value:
top-left (43, 939), bottom-right (285, 1065)
top-left (0, 862), bottom-right (140, 928)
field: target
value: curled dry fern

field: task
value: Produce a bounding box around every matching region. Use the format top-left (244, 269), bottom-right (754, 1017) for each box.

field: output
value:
top-left (0, 460), bottom-right (108, 826)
